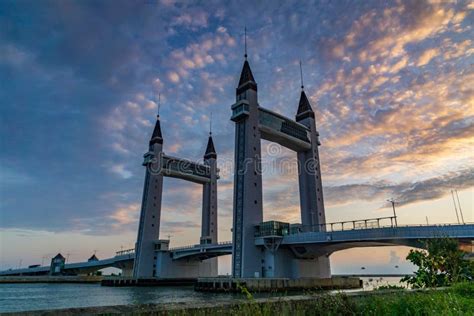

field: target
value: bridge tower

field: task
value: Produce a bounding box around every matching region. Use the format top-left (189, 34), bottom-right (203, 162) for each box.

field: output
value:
top-left (294, 86), bottom-right (331, 278)
top-left (296, 87), bottom-right (326, 231)
top-left (230, 51), bottom-right (330, 278)
top-left (133, 111), bottom-right (221, 279)
top-left (201, 134), bottom-right (218, 244)
top-left (133, 114), bottom-right (164, 279)
top-left (231, 58), bottom-right (264, 278)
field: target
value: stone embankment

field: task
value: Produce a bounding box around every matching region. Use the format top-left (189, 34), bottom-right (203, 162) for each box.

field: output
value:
top-left (0, 276), bottom-right (103, 284)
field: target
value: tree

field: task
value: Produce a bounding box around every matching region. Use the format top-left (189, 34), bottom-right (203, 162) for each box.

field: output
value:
top-left (402, 237), bottom-right (473, 288)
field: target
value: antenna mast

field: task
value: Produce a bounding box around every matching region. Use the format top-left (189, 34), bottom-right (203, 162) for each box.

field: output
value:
top-left (244, 27), bottom-right (247, 59)
top-left (386, 198), bottom-right (398, 227)
top-left (299, 60), bottom-right (304, 90)
top-left (157, 93), bottom-right (161, 117)
top-left (209, 112), bottom-right (213, 135)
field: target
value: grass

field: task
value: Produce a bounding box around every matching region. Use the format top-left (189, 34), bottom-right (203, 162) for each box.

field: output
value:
top-left (157, 282), bottom-right (474, 315)
top-left (355, 284), bottom-right (474, 315)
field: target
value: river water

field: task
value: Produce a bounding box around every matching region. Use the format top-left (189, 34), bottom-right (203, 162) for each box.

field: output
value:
top-left (0, 277), bottom-right (403, 313)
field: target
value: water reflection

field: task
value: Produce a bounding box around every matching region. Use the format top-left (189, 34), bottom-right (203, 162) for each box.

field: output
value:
top-left (0, 277), bottom-right (404, 313)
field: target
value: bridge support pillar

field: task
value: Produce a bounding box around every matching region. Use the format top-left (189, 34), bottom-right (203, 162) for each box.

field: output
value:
top-left (155, 252), bottom-right (217, 278)
top-left (290, 257), bottom-right (331, 278)
top-left (263, 248), bottom-right (330, 278)
top-left (201, 137), bottom-right (218, 245)
top-left (133, 167), bottom-right (164, 278)
top-left (231, 60), bottom-right (264, 278)
top-left (121, 267), bottom-right (133, 277)
top-left (296, 104), bottom-right (326, 232)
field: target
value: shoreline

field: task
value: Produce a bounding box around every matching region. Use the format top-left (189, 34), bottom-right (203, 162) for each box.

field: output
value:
top-left (0, 276), bottom-right (103, 284)
top-left (0, 288), bottom-right (453, 316)
top-left (0, 274), bottom-right (407, 284)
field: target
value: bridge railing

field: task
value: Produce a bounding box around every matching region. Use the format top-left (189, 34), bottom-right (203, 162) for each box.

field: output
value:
top-left (169, 244), bottom-right (198, 251)
top-left (169, 241), bottom-right (232, 251)
top-left (282, 223), bottom-right (474, 244)
top-left (298, 216), bottom-right (398, 233)
top-left (292, 221), bottom-right (474, 235)
top-left (115, 248), bottom-right (135, 256)
top-left (254, 217), bottom-right (474, 237)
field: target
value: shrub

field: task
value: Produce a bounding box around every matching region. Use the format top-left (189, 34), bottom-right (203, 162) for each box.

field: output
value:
top-left (402, 237), bottom-right (474, 288)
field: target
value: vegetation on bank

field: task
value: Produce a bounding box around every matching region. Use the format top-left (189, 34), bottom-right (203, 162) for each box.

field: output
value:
top-left (159, 282), bottom-right (474, 315)
top-left (165, 238), bottom-right (473, 315)
top-left (402, 237), bottom-right (473, 288)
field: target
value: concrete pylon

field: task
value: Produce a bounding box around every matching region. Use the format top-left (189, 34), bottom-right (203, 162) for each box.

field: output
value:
top-left (295, 89), bottom-right (331, 278)
top-left (201, 135), bottom-right (218, 244)
top-left (231, 59), bottom-right (264, 278)
top-left (295, 90), bottom-right (326, 231)
top-left (133, 115), bottom-right (164, 279)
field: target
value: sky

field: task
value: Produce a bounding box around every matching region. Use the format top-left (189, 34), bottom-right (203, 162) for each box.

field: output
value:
top-left (0, 0), bottom-right (473, 274)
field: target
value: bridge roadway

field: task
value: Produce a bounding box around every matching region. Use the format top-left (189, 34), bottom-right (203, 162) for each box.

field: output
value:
top-left (256, 223), bottom-right (474, 258)
top-left (0, 243), bottom-right (231, 277)
top-left (1, 224), bottom-right (472, 276)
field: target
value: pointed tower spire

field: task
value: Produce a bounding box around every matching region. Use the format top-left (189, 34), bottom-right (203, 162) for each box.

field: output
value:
top-left (150, 93), bottom-right (163, 146)
top-left (296, 61), bottom-right (314, 121)
top-left (204, 135), bottom-right (217, 159)
top-left (204, 111), bottom-right (217, 159)
top-left (237, 28), bottom-right (257, 96)
top-left (150, 117), bottom-right (163, 145)
top-left (238, 60), bottom-right (256, 87)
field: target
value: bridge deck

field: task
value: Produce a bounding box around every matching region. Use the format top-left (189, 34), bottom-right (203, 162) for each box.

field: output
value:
top-left (1, 224), bottom-right (472, 276)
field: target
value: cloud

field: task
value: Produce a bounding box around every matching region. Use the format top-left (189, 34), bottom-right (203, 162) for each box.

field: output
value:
top-left (167, 71), bottom-right (180, 83)
top-left (442, 39), bottom-right (474, 60)
top-left (389, 56), bottom-right (409, 73)
top-left (171, 11), bottom-right (209, 29)
top-left (161, 220), bottom-right (200, 234)
top-left (109, 203), bottom-right (141, 226)
top-left (325, 167), bottom-right (474, 207)
top-left (0, 166), bottom-right (35, 186)
top-left (417, 48), bottom-right (439, 66)
top-left (109, 164), bottom-right (133, 179)
top-left (1, 0), bottom-right (472, 242)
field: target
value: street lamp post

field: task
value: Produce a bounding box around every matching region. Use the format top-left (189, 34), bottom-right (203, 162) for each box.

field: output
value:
top-left (387, 198), bottom-right (398, 227)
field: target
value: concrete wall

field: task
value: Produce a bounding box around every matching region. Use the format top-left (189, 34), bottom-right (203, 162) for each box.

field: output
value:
top-left (201, 156), bottom-right (218, 244)
top-left (155, 252), bottom-right (217, 278)
top-left (231, 85), bottom-right (264, 278)
top-left (133, 141), bottom-right (164, 278)
top-left (263, 248), bottom-right (330, 278)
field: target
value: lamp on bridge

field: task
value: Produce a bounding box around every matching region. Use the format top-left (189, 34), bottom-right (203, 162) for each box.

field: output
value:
top-left (387, 198), bottom-right (398, 227)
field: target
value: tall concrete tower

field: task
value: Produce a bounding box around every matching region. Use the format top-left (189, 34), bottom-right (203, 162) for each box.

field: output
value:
top-left (133, 114), bottom-right (164, 279)
top-left (296, 89), bottom-right (326, 230)
top-left (201, 134), bottom-right (218, 244)
top-left (295, 86), bottom-right (331, 278)
top-left (231, 58), bottom-right (264, 278)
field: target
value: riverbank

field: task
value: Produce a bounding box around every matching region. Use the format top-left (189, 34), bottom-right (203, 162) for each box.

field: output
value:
top-left (194, 276), bottom-right (361, 292)
top-left (0, 276), bottom-right (103, 284)
top-left (3, 283), bottom-right (472, 315)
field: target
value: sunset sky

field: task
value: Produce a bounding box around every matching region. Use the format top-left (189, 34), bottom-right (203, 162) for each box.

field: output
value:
top-left (1, 0), bottom-right (473, 274)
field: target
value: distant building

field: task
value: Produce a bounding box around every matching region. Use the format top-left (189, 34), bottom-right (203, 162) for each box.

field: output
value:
top-left (49, 253), bottom-right (65, 275)
top-left (88, 254), bottom-right (99, 262)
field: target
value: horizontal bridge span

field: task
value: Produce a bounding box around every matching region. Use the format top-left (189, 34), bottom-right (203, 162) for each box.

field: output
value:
top-left (3, 225), bottom-right (472, 276)
top-left (143, 152), bottom-right (219, 184)
top-left (254, 224), bottom-right (474, 258)
top-left (170, 242), bottom-right (233, 260)
top-left (258, 107), bottom-right (312, 152)
top-left (162, 154), bottom-right (215, 184)
top-left (0, 253), bottom-right (135, 276)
